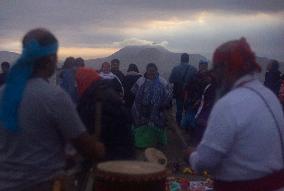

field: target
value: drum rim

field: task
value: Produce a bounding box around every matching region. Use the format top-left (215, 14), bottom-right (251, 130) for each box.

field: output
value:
top-left (95, 161), bottom-right (168, 181)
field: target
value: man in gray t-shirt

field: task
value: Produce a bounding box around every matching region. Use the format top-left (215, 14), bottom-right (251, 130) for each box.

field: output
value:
top-left (0, 29), bottom-right (104, 191)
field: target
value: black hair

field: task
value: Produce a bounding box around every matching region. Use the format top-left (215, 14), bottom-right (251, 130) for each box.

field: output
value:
top-left (23, 28), bottom-right (58, 47)
top-left (63, 57), bottom-right (76, 68)
top-left (127, 63), bottom-right (139, 73)
top-left (1, 61), bottom-right (10, 68)
top-left (146, 63), bottom-right (158, 71)
top-left (23, 28), bottom-right (58, 72)
top-left (199, 60), bottom-right (208, 65)
top-left (271, 60), bottom-right (279, 72)
top-left (181, 53), bottom-right (189, 63)
top-left (111, 59), bottom-right (120, 64)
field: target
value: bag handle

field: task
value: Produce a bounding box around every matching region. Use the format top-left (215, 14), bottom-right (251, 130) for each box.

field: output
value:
top-left (242, 86), bottom-right (284, 164)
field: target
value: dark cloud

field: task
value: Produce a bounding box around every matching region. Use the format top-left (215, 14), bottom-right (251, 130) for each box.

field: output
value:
top-left (0, 0), bottom-right (283, 60)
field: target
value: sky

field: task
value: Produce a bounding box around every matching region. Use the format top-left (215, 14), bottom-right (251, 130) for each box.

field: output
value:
top-left (0, 0), bottom-right (284, 61)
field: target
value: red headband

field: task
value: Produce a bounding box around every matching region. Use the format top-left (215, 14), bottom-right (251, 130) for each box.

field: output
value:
top-left (76, 68), bottom-right (101, 97)
top-left (213, 37), bottom-right (261, 76)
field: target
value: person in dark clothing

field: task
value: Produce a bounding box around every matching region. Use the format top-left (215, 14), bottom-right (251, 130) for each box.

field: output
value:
top-left (100, 62), bottom-right (124, 96)
top-left (194, 72), bottom-right (216, 145)
top-left (264, 60), bottom-right (281, 95)
top-left (75, 57), bottom-right (85, 68)
top-left (0, 61), bottom-right (10, 86)
top-left (187, 61), bottom-right (210, 106)
top-left (111, 58), bottom-right (125, 82)
top-left (77, 68), bottom-right (134, 160)
top-left (169, 53), bottom-right (197, 127)
top-left (123, 64), bottom-right (142, 108)
top-left (182, 61), bottom-right (209, 130)
top-left (59, 57), bottom-right (78, 103)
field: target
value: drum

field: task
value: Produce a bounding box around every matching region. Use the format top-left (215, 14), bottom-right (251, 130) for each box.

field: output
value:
top-left (94, 161), bottom-right (167, 191)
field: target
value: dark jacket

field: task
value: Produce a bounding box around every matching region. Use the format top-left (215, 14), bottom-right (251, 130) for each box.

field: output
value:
top-left (123, 72), bottom-right (142, 108)
top-left (0, 73), bottom-right (8, 86)
top-left (169, 63), bottom-right (197, 99)
top-left (112, 70), bottom-right (125, 83)
top-left (77, 80), bottom-right (134, 160)
top-left (264, 70), bottom-right (281, 95)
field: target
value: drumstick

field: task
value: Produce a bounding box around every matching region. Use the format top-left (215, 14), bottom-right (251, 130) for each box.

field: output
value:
top-left (94, 101), bottom-right (102, 140)
top-left (77, 102), bottom-right (103, 191)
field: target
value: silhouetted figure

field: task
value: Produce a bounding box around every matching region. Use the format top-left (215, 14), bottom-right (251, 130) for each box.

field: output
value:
top-left (123, 64), bottom-right (142, 108)
top-left (59, 57), bottom-right (78, 103)
top-left (194, 72), bottom-right (216, 145)
top-left (111, 58), bottom-right (125, 82)
top-left (169, 53), bottom-right (197, 127)
top-left (182, 60), bottom-right (209, 130)
top-left (264, 60), bottom-right (281, 95)
top-left (0, 61), bottom-right (10, 86)
top-left (100, 62), bottom-right (124, 96)
top-left (77, 68), bottom-right (134, 160)
top-left (75, 57), bottom-right (85, 68)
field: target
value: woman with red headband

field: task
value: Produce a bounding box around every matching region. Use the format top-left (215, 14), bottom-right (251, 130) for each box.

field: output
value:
top-left (186, 38), bottom-right (284, 191)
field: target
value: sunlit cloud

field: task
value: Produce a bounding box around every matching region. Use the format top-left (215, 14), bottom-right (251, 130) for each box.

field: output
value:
top-left (58, 47), bottom-right (118, 60)
top-left (112, 38), bottom-right (168, 47)
top-left (0, 39), bottom-right (21, 53)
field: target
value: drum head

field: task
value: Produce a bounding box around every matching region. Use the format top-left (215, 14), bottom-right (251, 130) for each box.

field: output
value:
top-left (145, 148), bottom-right (168, 166)
top-left (95, 161), bottom-right (167, 191)
top-left (97, 161), bottom-right (165, 175)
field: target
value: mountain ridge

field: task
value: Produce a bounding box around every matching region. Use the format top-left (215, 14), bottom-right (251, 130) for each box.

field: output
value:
top-left (1, 47), bottom-right (284, 80)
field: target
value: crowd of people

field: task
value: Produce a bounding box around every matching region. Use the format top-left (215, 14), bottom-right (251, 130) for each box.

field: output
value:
top-left (0, 28), bottom-right (284, 191)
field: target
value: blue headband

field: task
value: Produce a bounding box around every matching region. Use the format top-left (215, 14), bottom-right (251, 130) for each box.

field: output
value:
top-left (0, 39), bottom-right (58, 131)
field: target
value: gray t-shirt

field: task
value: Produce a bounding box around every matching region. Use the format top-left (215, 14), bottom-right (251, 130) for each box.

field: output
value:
top-left (0, 78), bottom-right (86, 191)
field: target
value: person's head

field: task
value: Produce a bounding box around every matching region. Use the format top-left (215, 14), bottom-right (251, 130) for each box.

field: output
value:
top-left (180, 53), bottom-right (189, 64)
top-left (76, 67), bottom-right (100, 97)
top-left (199, 60), bottom-right (208, 73)
top-left (111, 59), bottom-right (120, 71)
top-left (101, 62), bottom-right (111, 74)
top-left (270, 60), bottom-right (279, 72)
top-left (266, 62), bottom-right (272, 72)
top-left (127, 63), bottom-right (139, 73)
top-left (0, 28), bottom-right (58, 131)
top-left (1, 61), bottom-right (10, 73)
top-left (75, 57), bottom-right (85, 68)
top-left (63, 57), bottom-right (75, 69)
top-left (23, 28), bottom-right (58, 78)
top-left (146, 63), bottom-right (158, 80)
top-left (88, 79), bottom-right (122, 103)
top-left (212, 37), bottom-right (261, 95)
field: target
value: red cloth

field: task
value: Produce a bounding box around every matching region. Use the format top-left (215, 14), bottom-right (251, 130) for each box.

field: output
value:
top-left (214, 169), bottom-right (284, 191)
top-left (213, 37), bottom-right (261, 78)
top-left (76, 67), bottom-right (101, 97)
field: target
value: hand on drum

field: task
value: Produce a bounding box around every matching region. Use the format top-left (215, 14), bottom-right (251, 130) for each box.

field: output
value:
top-left (183, 146), bottom-right (196, 164)
top-left (95, 141), bottom-right (105, 159)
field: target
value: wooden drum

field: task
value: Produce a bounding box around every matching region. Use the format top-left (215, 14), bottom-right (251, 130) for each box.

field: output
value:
top-left (94, 161), bottom-right (167, 191)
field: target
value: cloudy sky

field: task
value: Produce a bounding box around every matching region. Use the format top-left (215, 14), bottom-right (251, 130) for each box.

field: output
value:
top-left (0, 0), bottom-right (283, 61)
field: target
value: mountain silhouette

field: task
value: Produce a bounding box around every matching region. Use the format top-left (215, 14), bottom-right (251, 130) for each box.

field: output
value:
top-left (0, 51), bottom-right (19, 64)
top-left (85, 45), bottom-right (207, 78)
